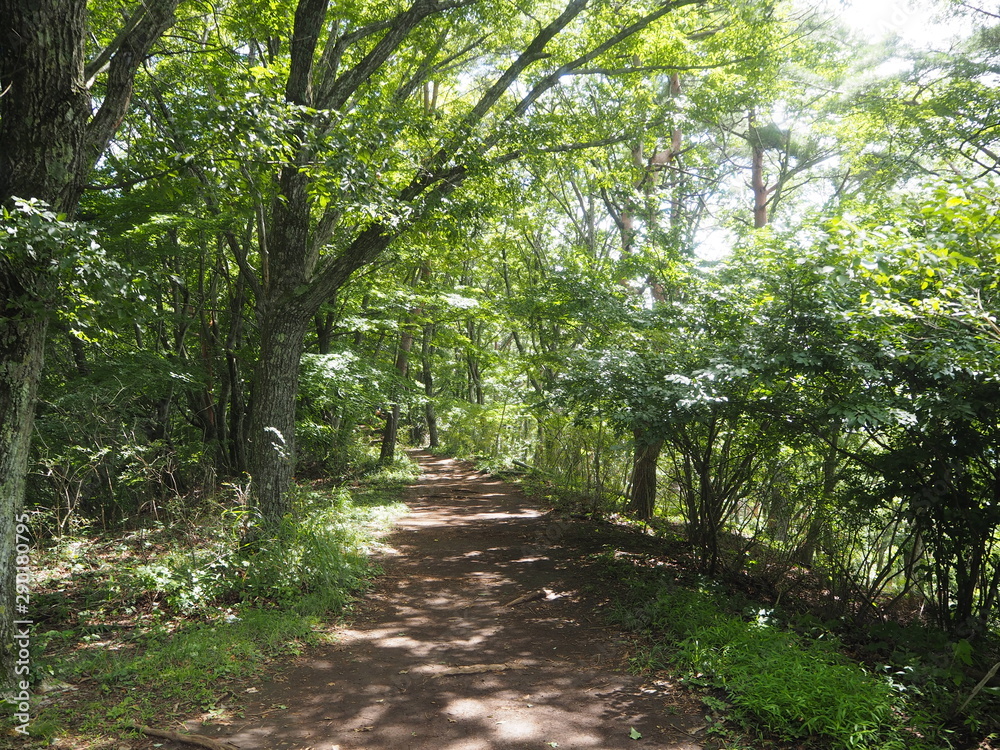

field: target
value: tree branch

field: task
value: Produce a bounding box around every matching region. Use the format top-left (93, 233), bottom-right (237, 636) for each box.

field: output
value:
top-left (399, 0), bottom-right (591, 201)
top-left (286, 0), bottom-right (330, 105)
top-left (501, 0), bottom-right (705, 134)
top-left (84, 5), bottom-right (147, 87)
top-left (82, 0), bottom-right (181, 186)
top-left (564, 58), bottom-right (754, 75)
top-left (318, 0), bottom-right (475, 111)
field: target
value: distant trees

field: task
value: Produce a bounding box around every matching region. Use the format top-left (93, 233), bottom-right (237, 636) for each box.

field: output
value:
top-left (545, 175), bottom-right (1000, 630)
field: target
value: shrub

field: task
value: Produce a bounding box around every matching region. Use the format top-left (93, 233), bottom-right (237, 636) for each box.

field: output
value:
top-left (607, 567), bottom-right (925, 750)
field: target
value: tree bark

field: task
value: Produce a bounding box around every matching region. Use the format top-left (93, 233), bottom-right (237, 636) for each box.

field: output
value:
top-left (422, 323), bottom-right (439, 449)
top-left (379, 324), bottom-right (416, 464)
top-left (626, 430), bottom-right (662, 520)
top-left (0, 0), bottom-right (90, 210)
top-left (749, 109), bottom-right (770, 229)
top-left (248, 311), bottom-right (309, 526)
top-left (0, 0), bottom-right (178, 689)
top-left (0, 313), bottom-right (47, 688)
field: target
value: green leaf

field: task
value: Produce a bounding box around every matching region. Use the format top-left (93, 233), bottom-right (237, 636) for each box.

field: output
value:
top-left (629, 727), bottom-right (642, 740)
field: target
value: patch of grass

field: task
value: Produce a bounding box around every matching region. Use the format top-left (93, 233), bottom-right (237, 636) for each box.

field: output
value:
top-left (359, 452), bottom-right (422, 489)
top-left (600, 557), bottom-right (949, 750)
top-left (39, 609), bottom-right (316, 735)
top-left (11, 463), bottom-right (412, 747)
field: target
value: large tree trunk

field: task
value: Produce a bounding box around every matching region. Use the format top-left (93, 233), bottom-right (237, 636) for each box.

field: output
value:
top-left (245, 146), bottom-right (317, 525)
top-left (0, 0), bottom-right (90, 209)
top-left (626, 430), bottom-right (662, 520)
top-left (248, 311), bottom-right (309, 526)
top-left (1, 0), bottom-right (178, 689)
top-left (0, 0), bottom-right (93, 691)
top-left (0, 314), bottom-right (48, 692)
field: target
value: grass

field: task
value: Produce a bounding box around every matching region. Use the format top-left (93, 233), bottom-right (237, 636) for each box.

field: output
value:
top-left (492, 461), bottom-right (1000, 750)
top-left (597, 555), bottom-right (967, 750)
top-left (6, 454), bottom-right (417, 748)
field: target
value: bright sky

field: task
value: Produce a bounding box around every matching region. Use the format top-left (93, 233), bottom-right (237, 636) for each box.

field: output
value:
top-left (692, 0), bottom-right (977, 259)
top-left (824, 0), bottom-right (973, 47)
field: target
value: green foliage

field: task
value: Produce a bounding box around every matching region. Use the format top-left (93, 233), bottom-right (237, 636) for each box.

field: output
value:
top-left (41, 608), bottom-right (317, 732)
top-left (127, 480), bottom-right (407, 615)
top-left (30, 353), bottom-right (216, 533)
top-left (605, 564), bottom-right (942, 750)
top-left (296, 350), bottom-right (394, 475)
top-left (436, 399), bottom-right (536, 463)
top-left (0, 198), bottom-right (104, 315)
top-left (814, 179), bottom-right (1000, 630)
top-left (23, 468), bottom-right (409, 737)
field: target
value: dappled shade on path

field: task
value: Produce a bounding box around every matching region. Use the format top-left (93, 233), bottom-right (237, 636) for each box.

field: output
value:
top-left (195, 452), bottom-right (707, 750)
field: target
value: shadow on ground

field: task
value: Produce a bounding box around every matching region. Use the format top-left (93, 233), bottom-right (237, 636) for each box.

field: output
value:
top-left (189, 452), bottom-right (710, 750)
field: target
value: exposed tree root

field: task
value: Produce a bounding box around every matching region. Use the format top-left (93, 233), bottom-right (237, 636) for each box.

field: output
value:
top-left (130, 724), bottom-right (238, 750)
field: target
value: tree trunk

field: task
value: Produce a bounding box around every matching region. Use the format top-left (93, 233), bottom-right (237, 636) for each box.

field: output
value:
top-left (0, 314), bottom-right (47, 687)
top-left (796, 425), bottom-right (840, 566)
top-left (379, 404), bottom-right (402, 465)
top-left (1, 0), bottom-right (178, 686)
top-left (626, 430), bottom-right (662, 520)
top-left (0, 0), bottom-right (96, 690)
top-left (0, 1), bottom-right (90, 209)
top-left (422, 324), bottom-right (439, 449)
top-left (247, 312), bottom-right (308, 525)
top-left (315, 310), bottom-right (336, 355)
top-left (380, 326), bottom-right (415, 464)
top-left (749, 109), bottom-right (770, 228)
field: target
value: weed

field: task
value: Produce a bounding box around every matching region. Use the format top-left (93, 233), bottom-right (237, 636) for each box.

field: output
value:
top-left (604, 557), bottom-right (960, 750)
top-left (10, 462), bottom-right (412, 746)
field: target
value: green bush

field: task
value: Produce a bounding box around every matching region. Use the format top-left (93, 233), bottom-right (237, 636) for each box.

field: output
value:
top-left (675, 618), bottom-right (897, 749)
top-left (606, 567), bottom-right (926, 750)
top-left (128, 481), bottom-right (407, 615)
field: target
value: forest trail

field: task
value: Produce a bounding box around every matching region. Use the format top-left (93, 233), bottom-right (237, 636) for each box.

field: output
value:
top-left (192, 451), bottom-right (709, 750)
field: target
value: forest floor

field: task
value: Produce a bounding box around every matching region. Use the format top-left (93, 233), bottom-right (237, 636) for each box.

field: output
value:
top-left (139, 450), bottom-right (714, 750)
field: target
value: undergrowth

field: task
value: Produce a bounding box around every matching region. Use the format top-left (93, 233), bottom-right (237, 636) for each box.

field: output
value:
top-left (7, 454), bottom-right (416, 747)
top-left (599, 555), bottom-right (997, 750)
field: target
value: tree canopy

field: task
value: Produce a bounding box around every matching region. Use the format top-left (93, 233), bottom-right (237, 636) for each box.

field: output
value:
top-left (4, 4), bottom-right (1000, 735)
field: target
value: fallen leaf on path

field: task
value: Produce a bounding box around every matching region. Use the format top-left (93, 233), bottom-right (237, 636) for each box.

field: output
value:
top-left (630, 727), bottom-right (642, 739)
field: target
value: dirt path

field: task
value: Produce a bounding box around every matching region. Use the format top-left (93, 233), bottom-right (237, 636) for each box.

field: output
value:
top-left (195, 452), bottom-right (709, 750)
